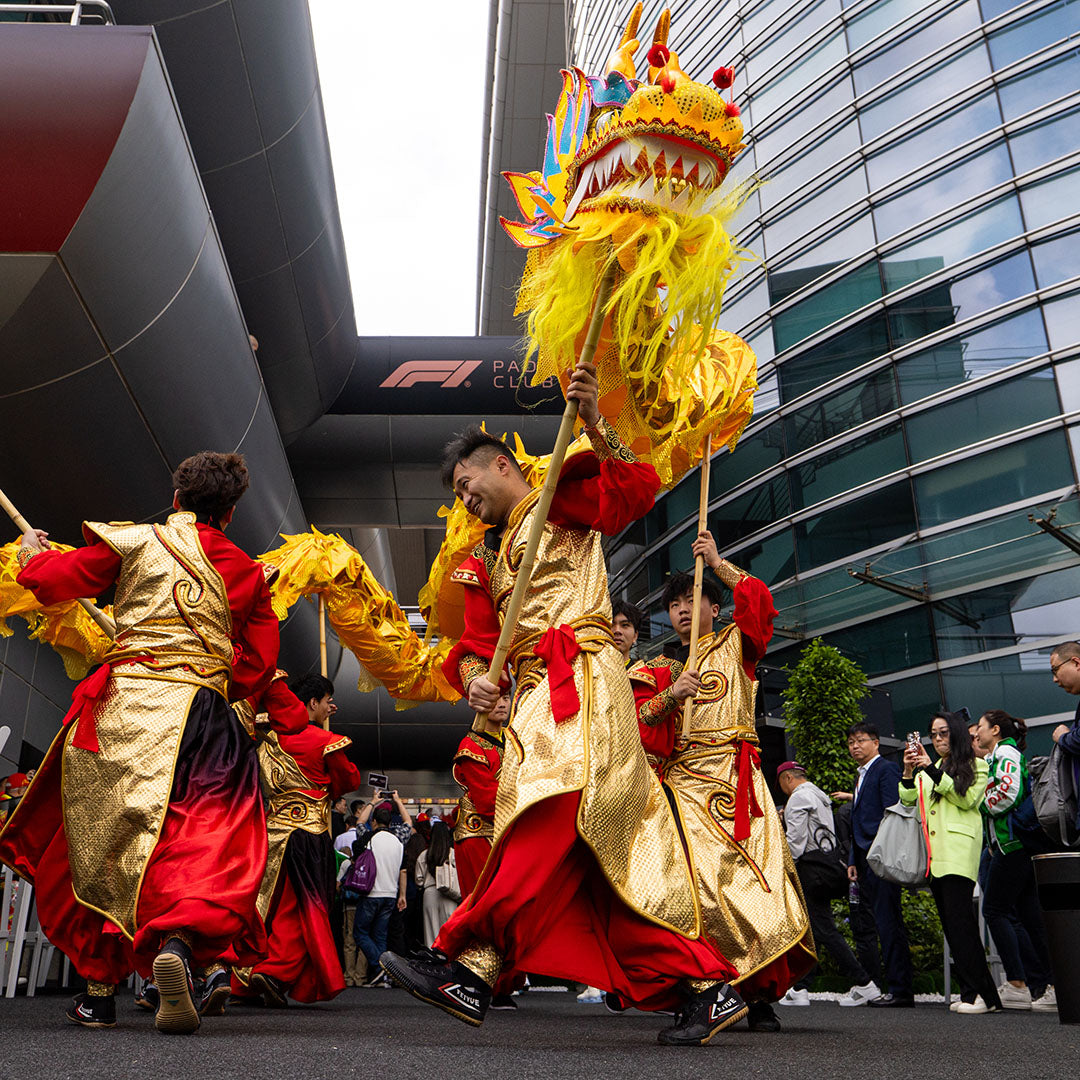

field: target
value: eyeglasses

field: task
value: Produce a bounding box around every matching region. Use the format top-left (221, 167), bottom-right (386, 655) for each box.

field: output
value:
top-left (1051, 656), bottom-right (1079, 675)
top-left (930, 730), bottom-right (949, 740)
top-left (847, 736), bottom-right (874, 746)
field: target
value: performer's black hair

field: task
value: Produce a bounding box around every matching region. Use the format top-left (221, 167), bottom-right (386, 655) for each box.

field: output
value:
top-left (612, 599), bottom-right (644, 633)
top-left (440, 425), bottom-right (524, 489)
top-left (289, 673), bottom-right (334, 710)
top-left (661, 571), bottom-right (723, 609)
top-left (172, 451), bottom-right (249, 520)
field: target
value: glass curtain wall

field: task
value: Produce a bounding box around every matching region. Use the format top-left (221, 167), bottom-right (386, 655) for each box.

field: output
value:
top-left (569, 0), bottom-right (1080, 748)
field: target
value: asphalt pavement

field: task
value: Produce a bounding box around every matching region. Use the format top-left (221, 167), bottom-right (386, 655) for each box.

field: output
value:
top-left (0, 986), bottom-right (1073, 1080)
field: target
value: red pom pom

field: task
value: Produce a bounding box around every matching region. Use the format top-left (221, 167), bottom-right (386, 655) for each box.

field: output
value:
top-left (647, 42), bottom-right (670, 67)
top-left (660, 71), bottom-right (677, 94)
top-left (725, 101), bottom-right (741, 117)
top-left (713, 66), bottom-right (735, 89)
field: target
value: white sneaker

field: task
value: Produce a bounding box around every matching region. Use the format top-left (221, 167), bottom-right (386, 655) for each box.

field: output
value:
top-left (779, 987), bottom-right (810, 1006)
top-left (998, 982), bottom-right (1032, 1010)
top-left (837, 981), bottom-right (880, 1006)
top-left (949, 999), bottom-right (961, 1012)
top-left (1032, 986), bottom-right (1058, 1012)
top-left (577, 986), bottom-right (603, 1004)
top-left (956, 996), bottom-right (989, 1014)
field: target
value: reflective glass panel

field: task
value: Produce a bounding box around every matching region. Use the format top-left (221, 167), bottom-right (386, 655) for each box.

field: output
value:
top-left (789, 422), bottom-right (908, 510)
top-left (882, 196), bottom-right (1024, 276)
top-left (766, 166), bottom-right (869, 254)
top-left (711, 425), bottom-right (787, 497)
top-left (860, 44), bottom-right (991, 141)
top-left (988, 0), bottom-right (1080, 71)
top-left (753, 29), bottom-right (848, 122)
top-left (760, 120), bottom-right (862, 208)
top-left (873, 143), bottom-right (1014, 244)
top-left (998, 47), bottom-right (1080, 120)
top-left (1054, 356), bottom-right (1080, 411)
top-left (754, 80), bottom-right (855, 175)
top-left (905, 366), bottom-right (1059, 463)
top-left (941, 656), bottom-right (1066, 721)
top-left (772, 262), bottom-right (883, 352)
top-left (779, 315), bottom-right (891, 401)
top-left (1033, 228), bottom-right (1080, 286)
top-left (914, 428), bottom-right (1072, 526)
top-left (979, 0), bottom-right (1025, 16)
top-left (896, 306), bottom-right (1048, 402)
top-left (1020, 164), bottom-right (1080, 229)
top-left (756, 373), bottom-right (782, 416)
top-left (847, 0), bottom-right (938, 50)
top-left (853, 2), bottom-right (982, 95)
top-left (785, 366), bottom-right (899, 453)
top-left (1008, 104), bottom-right (1080, 172)
top-left (721, 279), bottom-right (769, 335)
top-left (729, 528), bottom-right (799, 585)
top-left (795, 480), bottom-right (917, 571)
top-left (711, 475), bottom-right (792, 544)
top-left (747, 326), bottom-right (776, 366)
top-left (772, 215), bottom-right (877, 275)
top-left (932, 582), bottom-right (1027, 661)
top-left (865, 92), bottom-right (1002, 190)
top-left (747, 0), bottom-right (842, 84)
top-left (821, 608), bottom-right (936, 677)
top-left (883, 673), bottom-right (945, 735)
top-left (1044, 293), bottom-right (1080, 350)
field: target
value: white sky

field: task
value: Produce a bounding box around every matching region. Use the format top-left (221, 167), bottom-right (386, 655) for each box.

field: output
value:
top-left (308, 1), bottom-right (491, 336)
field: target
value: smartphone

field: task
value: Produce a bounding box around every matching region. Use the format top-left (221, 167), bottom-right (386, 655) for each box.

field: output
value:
top-left (906, 731), bottom-right (921, 753)
top-left (379, 789), bottom-right (395, 800)
top-left (368, 771), bottom-right (388, 790)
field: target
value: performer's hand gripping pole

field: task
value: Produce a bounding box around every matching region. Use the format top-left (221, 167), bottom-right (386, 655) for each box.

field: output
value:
top-left (681, 433), bottom-right (711, 740)
top-left (478, 264), bottom-right (618, 715)
top-left (0, 486), bottom-right (117, 639)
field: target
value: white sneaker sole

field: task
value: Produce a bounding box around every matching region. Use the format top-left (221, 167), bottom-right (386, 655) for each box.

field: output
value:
top-left (152, 953), bottom-right (200, 1035)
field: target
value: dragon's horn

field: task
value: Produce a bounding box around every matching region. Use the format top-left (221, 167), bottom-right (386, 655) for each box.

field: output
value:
top-left (652, 8), bottom-right (670, 48)
top-left (606, 2), bottom-right (643, 80)
top-left (647, 8), bottom-right (689, 86)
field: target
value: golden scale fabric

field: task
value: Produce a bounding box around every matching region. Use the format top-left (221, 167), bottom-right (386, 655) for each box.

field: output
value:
top-left (664, 625), bottom-right (815, 981)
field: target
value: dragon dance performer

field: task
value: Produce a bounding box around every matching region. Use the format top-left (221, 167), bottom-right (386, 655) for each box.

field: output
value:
top-left (381, 362), bottom-right (749, 1046)
top-left (629, 531), bottom-right (814, 1029)
top-left (230, 673), bottom-right (362, 1007)
top-left (0, 453), bottom-right (279, 1034)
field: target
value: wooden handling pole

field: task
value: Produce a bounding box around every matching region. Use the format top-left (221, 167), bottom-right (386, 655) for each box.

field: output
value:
top-left (681, 433), bottom-right (712, 740)
top-left (318, 595), bottom-right (329, 729)
top-left (477, 264), bottom-right (618, 714)
top-left (0, 485), bottom-right (116, 639)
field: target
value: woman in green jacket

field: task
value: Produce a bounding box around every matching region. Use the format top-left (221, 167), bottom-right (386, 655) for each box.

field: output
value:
top-left (903, 709), bottom-right (1001, 1014)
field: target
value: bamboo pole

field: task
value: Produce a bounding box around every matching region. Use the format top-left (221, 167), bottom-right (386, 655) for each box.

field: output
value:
top-left (681, 433), bottom-right (712, 739)
top-left (318, 595), bottom-right (329, 729)
top-left (478, 264), bottom-right (618, 709)
top-left (0, 485), bottom-right (117, 639)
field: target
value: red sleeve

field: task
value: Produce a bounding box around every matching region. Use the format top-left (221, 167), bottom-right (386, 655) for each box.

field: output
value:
top-left (549, 456), bottom-right (660, 536)
top-left (325, 750), bottom-right (362, 800)
top-left (259, 679), bottom-right (309, 735)
top-left (15, 542), bottom-right (121, 605)
top-left (195, 525), bottom-right (279, 702)
top-left (442, 556), bottom-right (503, 695)
top-left (732, 577), bottom-right (777, 680)
top-left (453, 755), bottom-right (498, 817)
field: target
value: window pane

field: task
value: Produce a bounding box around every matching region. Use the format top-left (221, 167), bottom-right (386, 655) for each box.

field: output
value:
top-left (789, 422), bottom-right (908, 510)
top-left (747, 0), bottom-right (842, 85)
top-left (795, 480), bottom-right (917, 571)
top-left (772, 215), bottom-right (877, 276)
top-left (779, 315), bottom-right (891, 402)
top-left (755, 372), bottom-right (781, 417)
top-left (760, 120), bottom-right (862, 207)
top-left (905, 366), bottom-right (1059, 463)
top-left (860, 44), bottom-right (991, 140)
top-left (865, 92), bottom-right (1002, 190)
top-left (882, 196), bottom-right (1024, 276)
top-left (988, 0), bottom-right (1080, 71)
top-left (754, 80), bottom-right (855, 174)
top-left (821, 608), bottom-right (936, 677)
top-left (785, 367), bottom-right (899, 453)
top-left (883, 673), bottom-right (945, 735)
top-left (941, 654), bottom-right (1067, 719)
top-left (980, 0), bottom-right (1025, 17)
top-left (1055, 356), bottom-right (1080, 411)
top-left (896, 307), bottom-right (1048, 402)
top-left (853, 2), bottom-right (982, 95)
top-left (712, 475), bottom-right (792, 544)
top-left (711, 426), bottom-right (787, 496)
top-left (772, 261), bottom-right (883, 351)
top-left (1020, 164), bottom-right (1080, 229)
top-left (753, 29), bottom-right (848, 122)
top-left (847, 0), bottom-right (938, 50)
top-left (1008, 103), bottom-right (1080, 172)
top-left (1033, 228), bottom-right (1080, 287)
top-left (873, 143), bottom-right (1014, 243)
top-left (998, 47), bottom-right (1080, 120)
top-left (914, 428), bottom-right (1072, 526)
top-left (766, 167), bottom-right (869, 254)
top-left (1044, 293), bottom-right (1080, 350)
top-left (721, 280), bottom-right (769, 335)
top-left (729, 528), bottom-right (798, 585)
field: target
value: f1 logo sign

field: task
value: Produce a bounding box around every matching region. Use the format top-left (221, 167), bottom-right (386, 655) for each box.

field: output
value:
top-left (379, 360), bottom-right (482, 389)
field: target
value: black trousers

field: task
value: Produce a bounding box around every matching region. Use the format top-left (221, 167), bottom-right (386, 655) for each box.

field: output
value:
top-left (929, 873), bottom-right (1001, 1007)
top-left (795, 883), bottom-right (871, 991)
top-left (854, 846), bottom-right (914, 997)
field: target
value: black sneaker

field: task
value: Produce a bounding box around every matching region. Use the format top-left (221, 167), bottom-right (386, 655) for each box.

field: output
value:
top-left (746, 1000), bottom-right (781, 1032)
top-left (197, 968), bottom-right (231, 1016)
top-left (380, 950), bottom-right (492, 1026)
top-left (152, 940), bottom-right (200, 1035)
top-left (134, 981), bottom-right (159, 1012)
top-left (657, 982), bottom-right (748, 1046)
top-left (250, 972), bottom-right (289, 1008)
top-left (490, 994), bottom-right (518, 1010)
top-left (66, 992), bottom-right (117, 1029)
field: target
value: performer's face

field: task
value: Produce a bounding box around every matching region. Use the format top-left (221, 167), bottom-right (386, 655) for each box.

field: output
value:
top-left (668, 591), bottom-right (719, 643)
top-left (453, 453), bottom-right (519, 526)
top-left (611, 614), bottom-right (638, 657)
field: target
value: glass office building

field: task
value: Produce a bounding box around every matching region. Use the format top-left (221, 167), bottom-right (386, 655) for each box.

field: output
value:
top-left (569, 0), bottom-right (1080, 746)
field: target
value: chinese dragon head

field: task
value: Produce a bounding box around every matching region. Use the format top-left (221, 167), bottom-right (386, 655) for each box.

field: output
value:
top-left (501, 5), bottom-right (758, 485)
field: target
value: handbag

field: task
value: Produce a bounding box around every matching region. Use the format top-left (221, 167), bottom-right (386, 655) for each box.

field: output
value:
top-left (435, 858), bottom-right (461, 903)
top-left (796, 822), bottom-right (848, 899)
top-left (866, 791), bottom-right (929, 887)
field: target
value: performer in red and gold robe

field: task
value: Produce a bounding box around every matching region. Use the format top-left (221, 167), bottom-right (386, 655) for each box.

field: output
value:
top-left (0, 453), bottom-right (278, 1034)
top-left (230, 673), bottom-right (361, 1006)
top-left (381, 361), bottom-right (747, 1047)
top-left (629, 535), bottom-right (814, 1031)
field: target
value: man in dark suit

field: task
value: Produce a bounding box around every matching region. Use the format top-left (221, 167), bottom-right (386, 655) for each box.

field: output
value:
top-left (841, 722), bottom-right (914, 1007)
